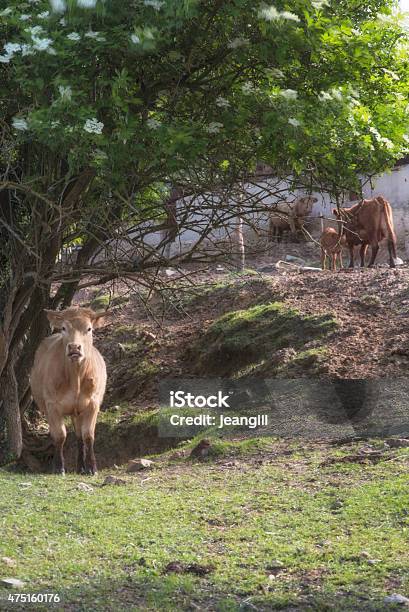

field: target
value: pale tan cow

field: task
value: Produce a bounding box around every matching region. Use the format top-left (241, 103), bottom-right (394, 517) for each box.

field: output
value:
top-left (268, 196), bottom-right (317, 242)
top-left (30, 307), bottom-right (107, 475)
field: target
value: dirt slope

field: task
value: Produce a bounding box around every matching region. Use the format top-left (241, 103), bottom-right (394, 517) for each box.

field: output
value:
top-left (274, 267), bottom-right (409, 378)
top-left (87, 264), bottom-right (409, 417)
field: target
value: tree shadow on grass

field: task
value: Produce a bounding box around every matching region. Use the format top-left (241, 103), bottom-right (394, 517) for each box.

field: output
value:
top-left (2, 574), bottom-right (400, 612)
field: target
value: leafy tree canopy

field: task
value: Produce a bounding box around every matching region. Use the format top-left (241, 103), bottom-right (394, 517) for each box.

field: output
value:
top-left (0, 0), bottom-right (408, 199)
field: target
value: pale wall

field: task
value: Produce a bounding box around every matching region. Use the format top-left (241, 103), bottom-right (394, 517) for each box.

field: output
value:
top-left (112, 165), bottom-right (409, 258)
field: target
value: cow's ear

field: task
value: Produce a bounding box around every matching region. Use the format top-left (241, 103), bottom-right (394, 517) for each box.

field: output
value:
top-left (44, 309), bottom-right (63, 330)
top-left (92, 311), bottom-right (107, 329)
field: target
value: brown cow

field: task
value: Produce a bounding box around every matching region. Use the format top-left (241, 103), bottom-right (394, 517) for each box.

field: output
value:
top-left (320, 227), bottom-right (345, 271)
top-left (268, 196), bottom-right (317, 242)
top-left (30, 307), bottom-right (107, 475)
top-left (333, 196), bottom-right (397, 268)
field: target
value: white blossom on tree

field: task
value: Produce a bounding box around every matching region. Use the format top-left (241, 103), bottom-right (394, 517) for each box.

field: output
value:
top-left (12, 117), bottom-right (29, 131)
top-left (58, 85), bottom-right (72, 100)
top-left (259, 6), bottom-right (299, 22)
top-left (241, 82), bottom-right (257, 94)
top-left (50, 0), bottom-right (67, 12)
top-left (144, 0), bottom-right (164, 10)
top-left (85, 31), bottom-right (106, 41)
top-left (227, 37), bottom-right (249, 49)
top-left (83, 118), bottom-right (104, 134)
top-left (280, 89), bottom-right (298, 100)
top-left (32, 37), bottom-right (54, 52)
top-left (147, 118), bottom-right (161, 129)
top-left (215, 96), bottom-right (231, 108)
top-left (319, 91), bottom-right (332, 101)
top-left (26, 26), bottom-right (45, 37)
top-left (77, 0), bottom-right (98, 8)
top-left (206, 122), bottom-right (224, 133)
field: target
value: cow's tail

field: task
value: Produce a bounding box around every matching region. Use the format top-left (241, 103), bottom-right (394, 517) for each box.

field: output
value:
top-left (376, 196), bottom-right (397, 260)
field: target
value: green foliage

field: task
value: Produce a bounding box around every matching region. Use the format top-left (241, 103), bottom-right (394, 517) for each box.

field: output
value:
top-left (111, 323), bottom-right (140, 336)
top-left (89, 293), bottom-right (129, 309)
top-left (0, 0), bottom-right (408, 195)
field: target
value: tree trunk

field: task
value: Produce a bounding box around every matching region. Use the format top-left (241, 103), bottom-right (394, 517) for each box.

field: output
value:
top-left (16, 287), bottom-right (51, 416)
top-left (0, 168), bottom-right (97, 463)
top-left (0, 349), bottom-right (22, 460)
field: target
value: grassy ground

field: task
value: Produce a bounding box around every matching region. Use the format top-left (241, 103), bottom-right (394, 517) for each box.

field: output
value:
top-left (4, 270), bottom-right (409, 610)
top-left (189, 301), bottom-right (337, 377)
top-left (0, 438), bottom-right (408, 611)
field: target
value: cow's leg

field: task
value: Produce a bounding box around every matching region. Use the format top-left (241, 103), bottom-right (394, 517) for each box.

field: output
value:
top-left (81, 406), bottom-right (99, 475)
top-left (348, 244), bottom-right (354, 268)
top-left (72, 416), bottom-right (85, 474)
top-left (339, 251), bottom-right (344, 269)
top-left (368, 242), bottom-right (379, 267)
top-left (387, 240), bottom-right (396, 268)
top-left (48, 410), bottom-right (67, 475)
top-left (321, 249), bottom-right (326, 270)
top-left (331, 254), bottom-right (336, 271)
top-left (359, 243), bottom-right (368, 267)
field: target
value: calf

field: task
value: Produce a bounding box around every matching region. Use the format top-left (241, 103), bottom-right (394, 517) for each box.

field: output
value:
top-left (320, 227), bottom-right (345, 271)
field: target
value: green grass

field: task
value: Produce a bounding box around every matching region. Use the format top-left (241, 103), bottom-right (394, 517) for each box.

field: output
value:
top-left (180, 276), bottom-right (271, 309)
top-left (278, 347), bottom-right (329, 376)
top-left (90, 294), bottom-right (130, 310)
top-left (0, 439), bottom-right (408, 611)
top-left (97, 405), bottom-right (160, 427)
top-left (191, 302), bottom-right (337, 376)
top-left (112, 324), bottom-right (140, 337)
top-left (130, 359), bottom-right (159, 379)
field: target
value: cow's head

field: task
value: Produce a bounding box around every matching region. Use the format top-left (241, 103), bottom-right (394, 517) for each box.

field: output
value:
top-left (45, 306), bottom-right (106, 364)
top-left (296, 196), bottom-right (318, 216)
top-left (333, 207), bottom-right (353, 223)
